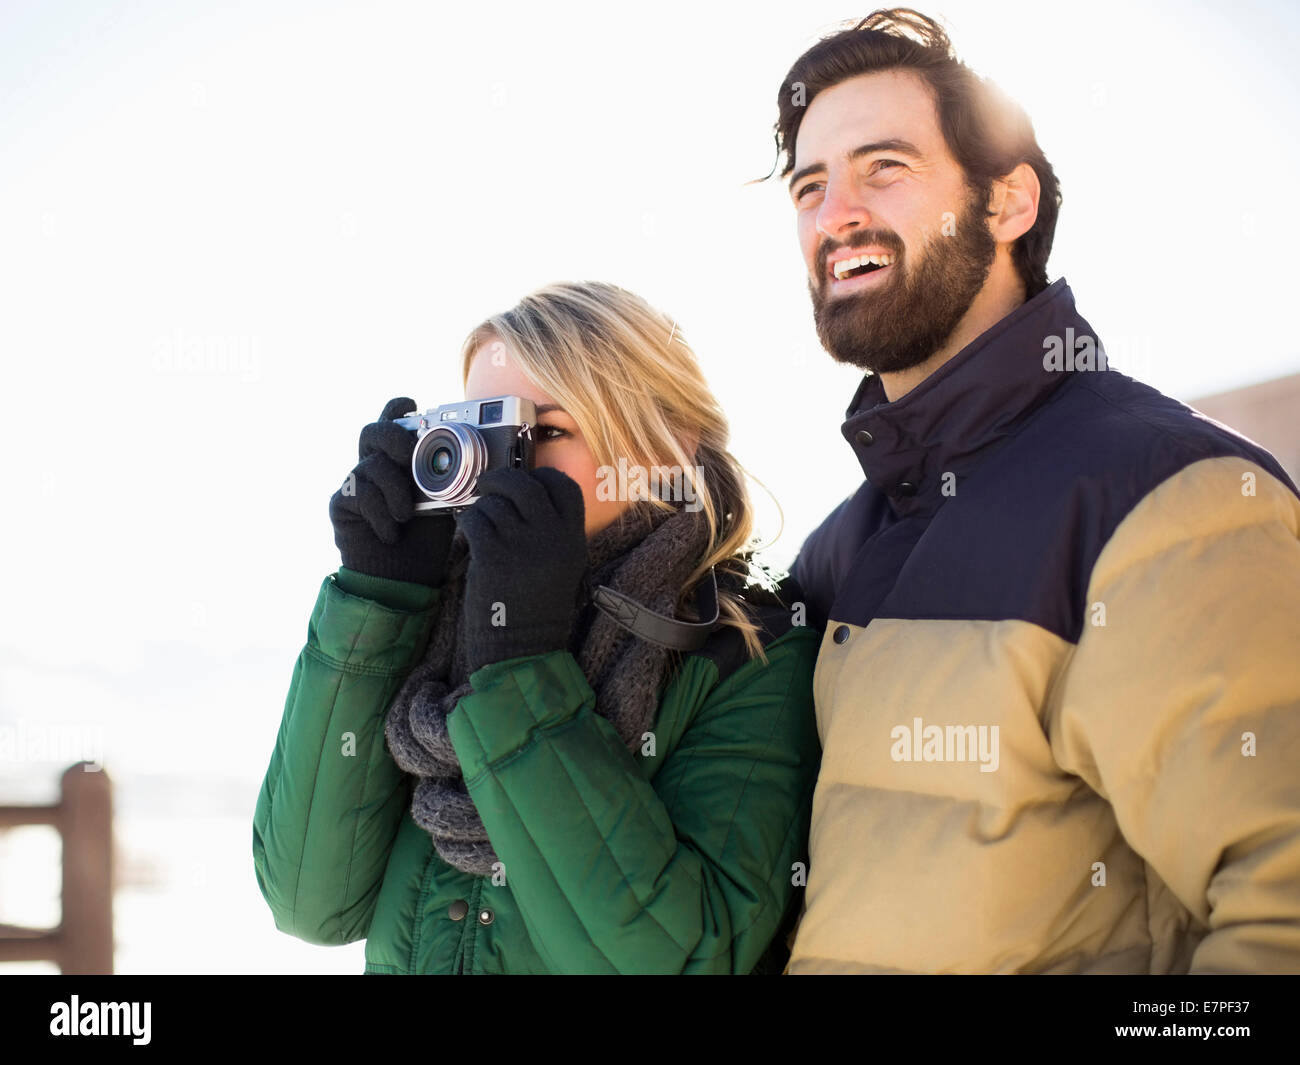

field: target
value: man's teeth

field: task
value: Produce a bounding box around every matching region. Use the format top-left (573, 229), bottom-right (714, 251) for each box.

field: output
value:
top-left (833, 253), bottom-right (895, 279)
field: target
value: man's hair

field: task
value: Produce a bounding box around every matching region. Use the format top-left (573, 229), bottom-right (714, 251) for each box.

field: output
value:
top-left (768, 8), bottom-right (1062, 299)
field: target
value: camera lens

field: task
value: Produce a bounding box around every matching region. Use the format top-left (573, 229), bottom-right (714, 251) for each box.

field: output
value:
top-left (411, 423), bottom-right (487, 503)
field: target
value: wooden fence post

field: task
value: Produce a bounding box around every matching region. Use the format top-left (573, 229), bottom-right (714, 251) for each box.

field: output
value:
top-left (0, 761), bottom-right (114, 973)
top-left (58, 761), bottom-right (114, 974)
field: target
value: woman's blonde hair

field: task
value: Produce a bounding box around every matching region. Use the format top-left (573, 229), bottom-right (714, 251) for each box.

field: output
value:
top-left (459, 280), bottom-right (773, 661)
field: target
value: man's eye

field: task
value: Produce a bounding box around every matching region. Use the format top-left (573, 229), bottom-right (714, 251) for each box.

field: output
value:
top-left (796, 181), bottom-right (825, 201)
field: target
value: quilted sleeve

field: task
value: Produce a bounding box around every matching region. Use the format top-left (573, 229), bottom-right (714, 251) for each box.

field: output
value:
top-left (252, 569), bottom-right (441, 945)
top-left (1048, 456), bottom-right (1300, 972)
top-left (445, 627), bottom-right (822, 973)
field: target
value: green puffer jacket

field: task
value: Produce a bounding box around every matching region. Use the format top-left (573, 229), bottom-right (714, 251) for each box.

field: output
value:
top-left (252, 564), bottom-right (822, 974)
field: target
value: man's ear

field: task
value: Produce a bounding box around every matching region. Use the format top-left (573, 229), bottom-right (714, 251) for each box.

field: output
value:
top-left (987, 161), bottom-right (1040, 244)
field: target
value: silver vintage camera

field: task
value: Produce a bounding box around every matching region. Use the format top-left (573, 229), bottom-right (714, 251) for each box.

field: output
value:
top-left (393, 395), bottom-right (537, 512)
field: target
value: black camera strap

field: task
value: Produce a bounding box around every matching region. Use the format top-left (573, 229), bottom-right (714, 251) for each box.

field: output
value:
top-left (590, 567), bottom-right (720, 652)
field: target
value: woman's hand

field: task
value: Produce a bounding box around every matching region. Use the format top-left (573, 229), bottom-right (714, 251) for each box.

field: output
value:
top-left (328, 396), bottom-right (457, 587)
top-left (457, 466), bottom-right (588, 672)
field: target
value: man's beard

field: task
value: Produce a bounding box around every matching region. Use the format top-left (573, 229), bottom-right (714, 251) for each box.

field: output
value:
top-left (809, 185), bottom-right (997, 375)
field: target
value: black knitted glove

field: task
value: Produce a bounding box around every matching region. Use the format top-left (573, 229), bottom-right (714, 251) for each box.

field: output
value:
top-left (456, 466), bottom-right (589, 672)
top-left (328, 397), bottom-right (456, 587)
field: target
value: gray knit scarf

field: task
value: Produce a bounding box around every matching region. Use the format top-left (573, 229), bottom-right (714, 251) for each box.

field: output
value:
top-left (383, 499), bottom-right (711, 876)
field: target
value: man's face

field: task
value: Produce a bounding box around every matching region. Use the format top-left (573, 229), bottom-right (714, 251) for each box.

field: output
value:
top-left (788, 69), bottom-right (997, 375)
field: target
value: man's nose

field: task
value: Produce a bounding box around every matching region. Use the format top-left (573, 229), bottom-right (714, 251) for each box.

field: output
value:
top-left (816, 177), bottom-right (871, 239)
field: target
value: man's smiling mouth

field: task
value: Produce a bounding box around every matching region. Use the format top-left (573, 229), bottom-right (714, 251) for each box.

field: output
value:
top-left (831, 252), bottom-right (895, 280)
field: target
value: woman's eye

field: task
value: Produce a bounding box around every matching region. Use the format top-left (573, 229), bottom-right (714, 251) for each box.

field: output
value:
top-left (536, 425), bottom-right (567, 442)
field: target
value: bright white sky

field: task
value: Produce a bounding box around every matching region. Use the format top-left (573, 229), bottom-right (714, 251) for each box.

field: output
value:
top-left (1, 0), bottom-right (1298, 958)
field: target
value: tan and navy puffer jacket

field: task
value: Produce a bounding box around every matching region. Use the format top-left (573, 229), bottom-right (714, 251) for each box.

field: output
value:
top-left (787, 278), bottom-right (1300, 974)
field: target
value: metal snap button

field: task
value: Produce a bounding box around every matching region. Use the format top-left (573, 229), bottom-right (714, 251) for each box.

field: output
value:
top-left (855, 429), bottom-right (874, 446)
top-left (833, 625), bottom-right (850, 644)
top-left (448, 899), bottom-right (469, 921)
top-left (896, 481), bottom-right (917, 497)
top-left (477, 908), bottom-right (495, 926)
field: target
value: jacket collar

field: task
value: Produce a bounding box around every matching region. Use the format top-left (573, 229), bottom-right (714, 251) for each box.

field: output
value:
top-left (840, 277), bottom-right (1096, 518)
